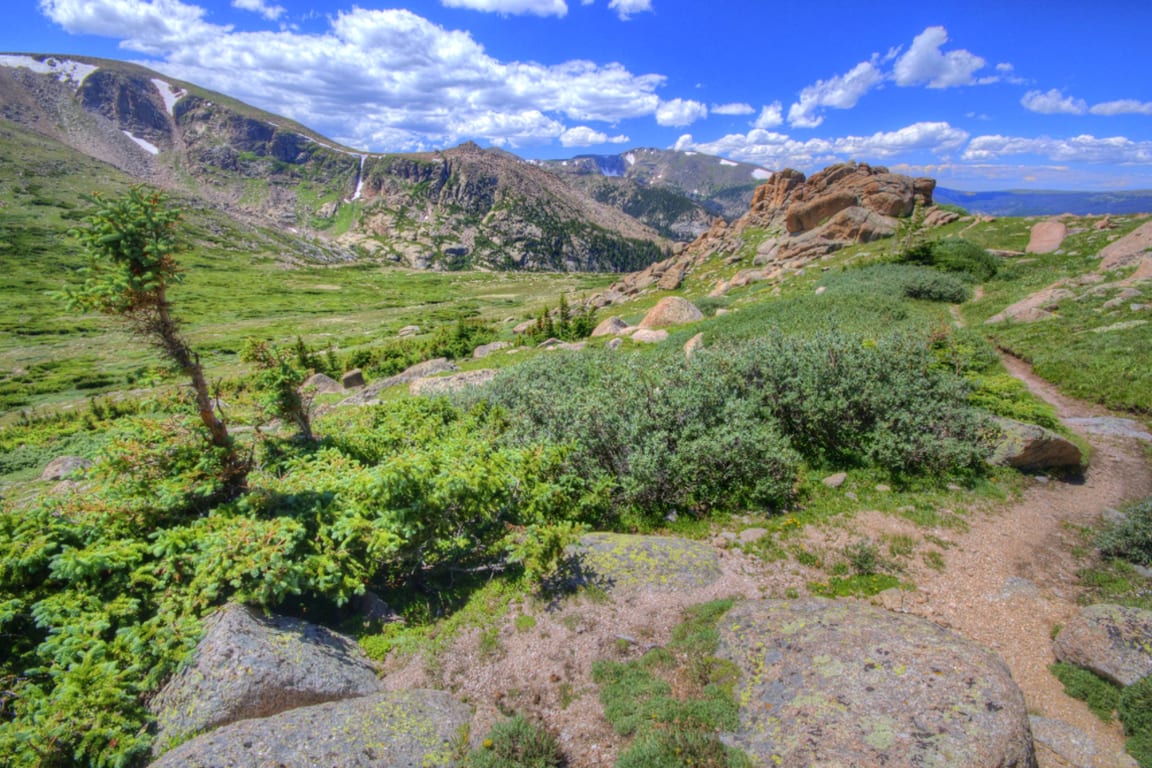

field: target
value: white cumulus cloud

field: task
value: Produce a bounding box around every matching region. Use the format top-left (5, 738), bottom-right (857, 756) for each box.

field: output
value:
top-left (655, 98), bottom-right (707, 127)
top-left (893, 26), bottom-right (987, 88)
top-left (753, 102), bottom-right (783, 128)
top-left (1021, 89), bottom-right (1087, 115)
top-left (39, 0), bottom-right (673, 151)
top-left (440, 0), bottom-right (568, 17)
top-left (560, 125), bottom-right (628, 146)
top-left (1090, 99), bottom-right (1152, 116)
top-left (608, 0), bottom-right (652, 20)
top-left (232, 0), bottom-right (284, 21)
top-left (787, 60), bottom-right (883, 128)
top-left (711, 102), bottom-right (755, 116)
top-left (963, 133), bottom-right (1152, 164)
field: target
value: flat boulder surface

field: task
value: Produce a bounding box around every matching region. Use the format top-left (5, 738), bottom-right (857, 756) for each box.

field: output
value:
top-left (717, 599), bottom-right (1035, 768)
top-left (1099, 219), bottom-right (1152, 270)
top-left (1026, 219), bottom-right (1068, 254)
top-left (567, 533), bottom-right (722, 593)
top-left (150, 603), bottom-right (384, 753)
top-left (1053, 604), bottom-right (1152, 687)
top-left (150, 690), bottom-right (471, 768)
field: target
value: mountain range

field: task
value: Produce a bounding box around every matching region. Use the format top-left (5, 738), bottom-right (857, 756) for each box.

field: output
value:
top-left (2, 52), bottom-right (1149, 276)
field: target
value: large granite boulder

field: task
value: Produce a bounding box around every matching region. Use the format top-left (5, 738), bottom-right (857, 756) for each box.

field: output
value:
top-left (717, 599), bottom-right (1035, 768)
top-left (150, 690), bottom-right (471, 768)
top-left (150, 604), bottom-right (384, 754)
top-left (410, 369), bottom-right (497, 396)
top-left (638, 296), bottom-right (704, 329)
top-left (1053, 604), bottom-right (1152, 687)
top-left (566, 533), bottom-right (722, 594)
top-left (989, 418), bottom-right (1083, 470)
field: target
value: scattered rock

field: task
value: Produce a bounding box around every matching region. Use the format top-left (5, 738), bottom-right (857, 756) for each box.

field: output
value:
top-left (683, 332), bottom-right (704, 357)
top-left (1052, 604), bottom-right (1152, 687)
top-left (150, 604), bottom-right (384, 754)
top-left (341, 369), bottom-right (365, 389)
top-left (397, 325), bottom-right (420, 337)
top-left (630, 329), bottom-right (669, 343)
top-left (150, 690), bottom-right (471, 768)
top-left (875, 484), bottom-right (891, 492)
top-left (301, 372), bottom-right (342, 394)
top-left (638, 296), bottom-right (703, 329)
top-left (822, 472), bottom-right (848, 489)
top-left (738, 528), bottom-right (768, 544)
top-left (717, 599), bottom-right (1035, 768)
top-left (39, 456), bottom-right (92, 481)
top-left (591, 316), bottom-right (632, 337)
top-left (512, 319), bottom-right (536, 334)
top-left (339, 359), bottom-right (458, 406)
top-left (1026, 219), bottom-right (1068, 254)
top-left (986, 285), bottom-right (1076, 324)
top-left (605, 337), bottom-right (623, 350)
top-left (472, 340), bottom-right (511, 359)
top-left (1029, 715), bottom-right (1138, 768)
top-left (410, 369), bottom-right (497, 396)
top-left (989, 417), bottom-right (1083, 470)
top-left (566, 533), bottom-right (722, 594)
top-left (536, 337), bottom-right (565, 349)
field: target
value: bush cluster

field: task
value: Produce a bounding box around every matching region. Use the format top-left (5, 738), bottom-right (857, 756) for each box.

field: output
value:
top-left (899, 238), bottom-right (999, 282)
top-left (1097, 497), bottom-right (1152, 567)
top-left (461, 333), bottom-right (989, 525)
top-left (821, 263), bottom-right (970, 304)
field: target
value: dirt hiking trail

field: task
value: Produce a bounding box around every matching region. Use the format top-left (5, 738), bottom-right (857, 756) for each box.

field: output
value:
top-left (902, 353), bottom-right (1152, 761)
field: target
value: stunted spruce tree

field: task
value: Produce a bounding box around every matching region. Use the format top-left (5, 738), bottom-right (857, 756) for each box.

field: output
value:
top-left (65, 186), bottom-right (247, 490)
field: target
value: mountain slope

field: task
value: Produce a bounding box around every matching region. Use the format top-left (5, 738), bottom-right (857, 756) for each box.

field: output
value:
top-left (0, 53), bottom-right (667, 272)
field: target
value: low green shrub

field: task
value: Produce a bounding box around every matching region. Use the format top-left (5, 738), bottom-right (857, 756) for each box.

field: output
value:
top-left (821, 263), bottom-right (969, 303)
top-left (899, 238), bottom-right (998, 282)
top-left (1097, 498), bottom-right (1152, 567)
top-left (1049, 662), bottom-right (1120, 722)
top-left (465, 715), bottom-right (563, 768)
top-left (1121, 676), bottom-right (1152, 739)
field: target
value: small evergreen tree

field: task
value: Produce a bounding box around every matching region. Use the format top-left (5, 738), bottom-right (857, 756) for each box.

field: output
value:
top-left (242, 339), bottom-right (315, 442)
top-left (63, 186), bottom-right (247, 491)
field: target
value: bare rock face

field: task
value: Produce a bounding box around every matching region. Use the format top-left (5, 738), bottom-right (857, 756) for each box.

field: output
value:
top-left (717, 599), bottom-right (1036, 768)
top-left (150, 690), bottom-right (471, 768)
top-left (1099, 219), bottom-right (1152, 270)
top-left (302, 373), bottom-right (342, 394)
top-left (638, 296), bottom-right (704, 328)
top-left (150, 604), bottom-right (384, 755)
top-left (339, 359), bottom-right (458, 406)
top-left (1026, 219), bottom-right (1068, 254)
top-left (1053, 604), bottom-right (1152, 687)
top-left (409, 369), bottom-right (497, 396)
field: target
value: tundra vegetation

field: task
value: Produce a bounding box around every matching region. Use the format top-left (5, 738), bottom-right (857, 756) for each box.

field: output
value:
top-left (0, 183), bottom-right (1150, 768)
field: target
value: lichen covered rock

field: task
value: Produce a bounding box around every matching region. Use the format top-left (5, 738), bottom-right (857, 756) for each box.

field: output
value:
top-left (150, 690), bottom-right (471, 768)
top-left (1053, 604), bottom-right (1152, 687)
top-left (717, 598), bottom-right (1035, 768)
top-left (150, 604), bottom-right (383, 754)
top-left (567, 533), bottom-right (722, 593)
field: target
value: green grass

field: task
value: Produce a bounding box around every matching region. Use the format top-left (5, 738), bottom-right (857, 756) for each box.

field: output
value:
top-left (1050, 662), bottom-right (1121, 722)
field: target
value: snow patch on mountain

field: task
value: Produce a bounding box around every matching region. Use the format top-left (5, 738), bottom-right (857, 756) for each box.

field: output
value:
top-left (624, 152), bottom-right (636, 167)
top-left (151, 78), bottom-right (187, 116)
top-left (719, 159), bottom-right (738, 167)
top-left (0, 55), bottom-right (97, 90)
top-left (122, 131), bottom-right (160, 155)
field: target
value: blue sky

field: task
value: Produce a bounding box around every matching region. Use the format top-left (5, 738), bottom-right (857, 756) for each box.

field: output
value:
top-left (5, 0), bottom-right (1152, 189)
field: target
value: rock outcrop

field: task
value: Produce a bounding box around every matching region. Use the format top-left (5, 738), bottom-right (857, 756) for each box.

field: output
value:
top-left (39, 456), bottom-right (92, 481)
top-left (1053, 604), bottom-right (1152, 687)
top-left (410, 369), bottom-right (497, 396)
top-left (717, 598), bottom-right (1036, 768)
top-left (590, 161), bottom-right (951, 305)
top-left (150, 690), bottom-right (471, 768)
top-left (339, 358), bottom-right (459, 406)
top-left (150, 604), bottom-right (384, 754)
